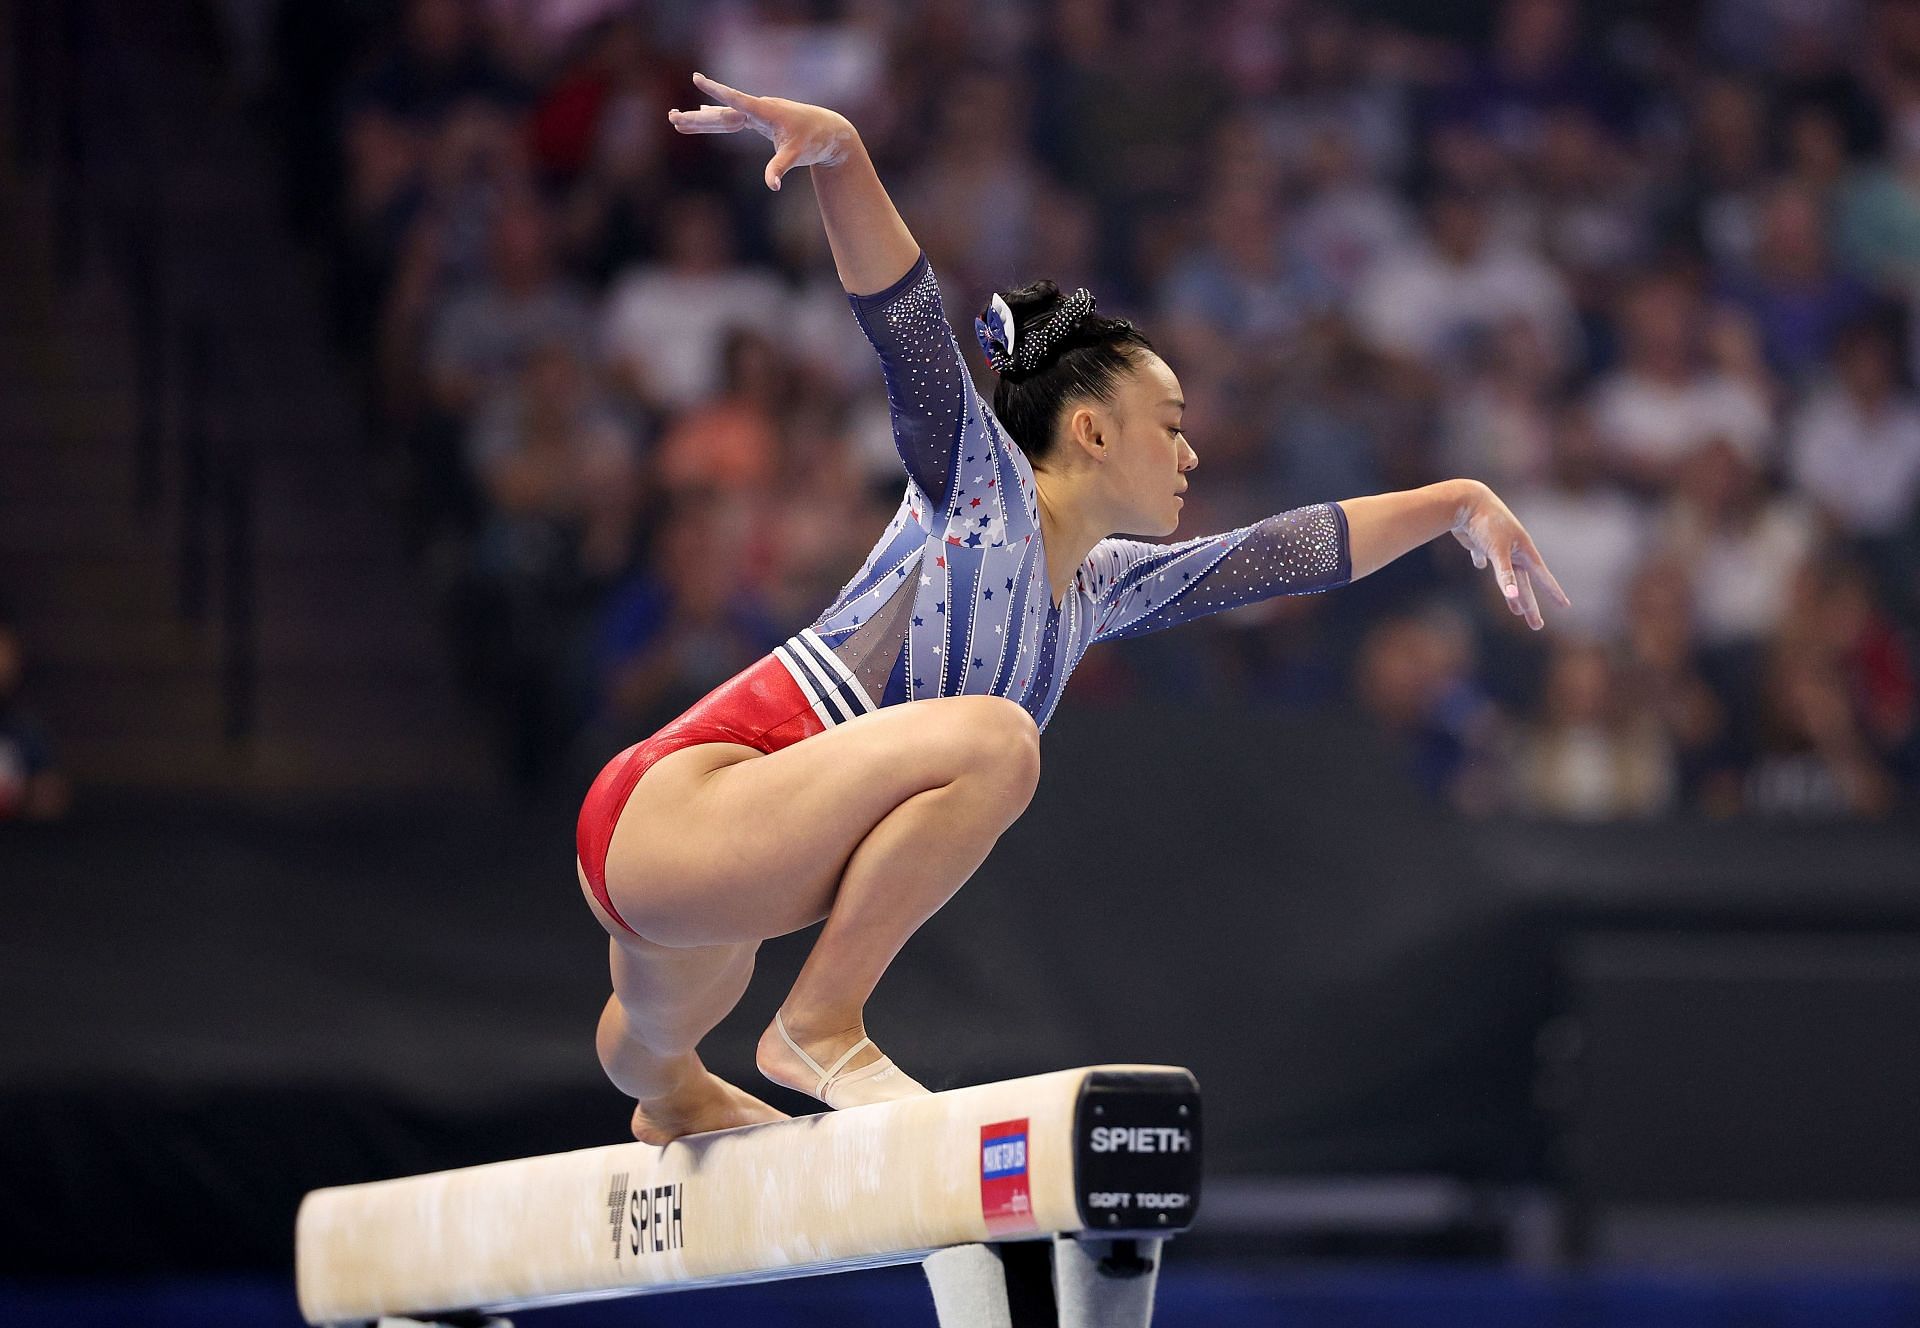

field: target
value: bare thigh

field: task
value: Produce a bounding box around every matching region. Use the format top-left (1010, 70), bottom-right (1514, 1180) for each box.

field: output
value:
top-left (579, 861), bottom-right (758, 1064)
top-left (596, 695), bottom-right (1038, 948)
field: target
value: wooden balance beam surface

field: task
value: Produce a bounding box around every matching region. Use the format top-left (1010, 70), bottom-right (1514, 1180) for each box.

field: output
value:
top-left (296, 1064), bottom-right (1201, 1325)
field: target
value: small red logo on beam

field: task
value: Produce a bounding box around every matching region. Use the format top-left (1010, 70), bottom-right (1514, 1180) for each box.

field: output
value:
top-left (980, 1119), bottom-right (1036, 1236)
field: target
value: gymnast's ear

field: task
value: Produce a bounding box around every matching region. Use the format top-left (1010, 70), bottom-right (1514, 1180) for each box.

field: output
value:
top-left (1064, 402), bottom-right (1106, 458)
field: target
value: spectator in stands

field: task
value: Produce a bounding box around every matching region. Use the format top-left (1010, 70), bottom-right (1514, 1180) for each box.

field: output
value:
top-left (427, 188), bottom-right (597, 419)
top-left (376, 183), bottom-right (590, 548)
top-left (376, 100), bottom-right (536, 387)
top-left (898, 72), bottom-right (1045, 291)
top-left (524, 13), bottom-right (657, 193)
top-left (342, 0), bottom-right (530, 339)
top-left (653, 328), bottom-right (785, 496)
top-left (1781, 102), bottom-right (1852, 204)
top-left (1158, 177), bottom-right (1328, 357)
top-left (1717, 181), bottom-right (1873, 382)
top-left (601, 193), bottom-right (786, 413)
top-left (1656, 436), bottom-right (1821, 652)
top-left (0, 616), bottom-right (69, 822)
top-left (1425, 117), bottom-right (1539, 252)
top-left (1435, 0), bottom-right (1630, 157)
top-left (1353, 604), bottom-right (1511, 815)
top-left (590, 495), bottom-right (781, 742)
top-left (1258, 5), bottom-right (1412, 185)
top-left (1286, 125), bottom-right (1412, 304)
top-left (1505, 407), bottom-right (1650, 643)
top-left (1044, 2), bottom-right (1213, 215)
top-left (550, 16), bottom-right (678, 286)
top-left (1016, 183), bottom-right (1110, 307)
top-left (467, 337), bottom-right (642, 584)
top-left (459, 337), bottom-right (641, 779)
top-left (1530, 104), bottom-right (1651, 287)
top-left (1679, 74), bottom-right (1772, 275)
top-left (1267, 324), bottom-right (1393, 508)
top-left (1439, 315), bottom-right (1562, 495)
top-left (1589, 271), bottom-right (1772, 496)
top-left (344, 0), bottom-right (523, 145)
top-left (1786, 321), bottom-right (1920, 618)
top-left (1835, 74), bottom-right (1920, 298)
top-left (1509, 639), bottom-right (1677, 820)
top-left (1617, 555), bottom-right (1735, 807)
top-left (765, 401), bottom-right (903, 629)
top-left (1741, 640), bottom-right (1899, 816)
top-left (1774, 555), bottom-right (1920, 782)
top-left (1353, 185), bottom-right (1580, 378)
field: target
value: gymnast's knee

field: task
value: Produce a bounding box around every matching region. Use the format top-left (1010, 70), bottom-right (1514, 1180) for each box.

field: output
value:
top-left (598, 987), bottom-right (705, 1066)
top-left (596, 997), bottom-right (696, 1095)
top-left (947, 697), bottom-right (1040, 808)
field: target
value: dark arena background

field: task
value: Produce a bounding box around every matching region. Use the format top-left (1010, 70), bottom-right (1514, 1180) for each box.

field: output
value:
top-left (5, 0), bottom-right (1920, 1324)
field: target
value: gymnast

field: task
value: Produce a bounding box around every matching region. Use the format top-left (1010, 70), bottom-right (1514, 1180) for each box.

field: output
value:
top-left (575, 73), bottom-right (1571, 1144)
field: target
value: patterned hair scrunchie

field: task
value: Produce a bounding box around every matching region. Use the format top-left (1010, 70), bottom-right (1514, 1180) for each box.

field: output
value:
top-left (975, 288), bottom-right (1096, 378)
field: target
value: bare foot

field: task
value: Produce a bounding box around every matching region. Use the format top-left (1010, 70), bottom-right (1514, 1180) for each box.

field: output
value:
top-left (630, 1068), bottom-right (788, 1145)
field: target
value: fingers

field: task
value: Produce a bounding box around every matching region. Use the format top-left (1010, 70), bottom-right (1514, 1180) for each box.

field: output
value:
top-left (691, 72), bottom-right (757, 112)
top-left (1514, 565), bottom-right (1543, 630)
top-left (1449, 527), bottom-right (1488, 570)
top-left (1466, 520), bottom-right (1564, 629)
top-left (1487, 548), bottom-right (1540, 628)
top-left (1520, 537), bottom-right (1572, 608)
top-left (1489, 540), bottom-right (1548, 629)
top-left (1435, 502), bottom-right (1576, 628)
top-left (1490, 544), bottom-right (1520, 606)
top-left (765, 141), bottom-right (802, 191)
top-left (667, 105), bottom-right (748, 134)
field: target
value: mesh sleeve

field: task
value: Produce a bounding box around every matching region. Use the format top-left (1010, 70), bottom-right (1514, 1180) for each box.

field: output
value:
top-left (847, 253), bottom-right (976, 511)
top-left (1086, 502), bottom-right (1352, 644)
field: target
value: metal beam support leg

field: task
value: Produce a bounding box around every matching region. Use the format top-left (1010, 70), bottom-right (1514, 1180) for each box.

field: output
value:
top-left (1051, 1235), bottom-right (1163, 1328)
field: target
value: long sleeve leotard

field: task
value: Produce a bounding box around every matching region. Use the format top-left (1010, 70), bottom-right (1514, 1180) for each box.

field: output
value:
top-left (577, 253), bottom-right (1353, 933)
top-left (799, 253), bottom-right (1353, 731)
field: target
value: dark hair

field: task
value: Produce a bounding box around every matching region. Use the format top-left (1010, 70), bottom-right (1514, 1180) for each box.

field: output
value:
top-left (988, 281), bottom-right (1155, 464)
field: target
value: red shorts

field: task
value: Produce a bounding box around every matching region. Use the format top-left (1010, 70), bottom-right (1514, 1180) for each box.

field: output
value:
top-left (576, 630), bottom-right (877, 938)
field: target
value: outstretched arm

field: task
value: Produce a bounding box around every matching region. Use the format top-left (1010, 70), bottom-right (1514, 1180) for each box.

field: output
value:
top-left (1089, 480), bottom-right (1571, 643)
top-left (668, 72), bottom-right (917, 297)
top-left (1343, 478), bottom-right (1570, 631)
top-left (1086, 503), bottom-right (1353, 644)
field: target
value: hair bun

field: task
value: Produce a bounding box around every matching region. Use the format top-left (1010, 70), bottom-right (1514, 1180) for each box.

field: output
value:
top-left (1012, 288), bottom-right (1094, 375)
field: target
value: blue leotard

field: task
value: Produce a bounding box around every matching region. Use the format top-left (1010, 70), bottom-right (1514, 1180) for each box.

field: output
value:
top-left (778, 253), bottom-right (1351, 732)
top-left (580, 252), bottom-right (1353, 937)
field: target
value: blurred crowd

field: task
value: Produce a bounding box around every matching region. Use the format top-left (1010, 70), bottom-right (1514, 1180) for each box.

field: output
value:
top-left (259, 0), bottom-right (1920, 817)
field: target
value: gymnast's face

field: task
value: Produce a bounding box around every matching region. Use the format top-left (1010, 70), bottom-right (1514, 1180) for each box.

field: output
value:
top-left (1084, 351), bottom-right (1197, 537)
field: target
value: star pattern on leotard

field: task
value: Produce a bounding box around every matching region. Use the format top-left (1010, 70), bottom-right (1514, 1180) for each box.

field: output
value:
top-left (805, 254), bottom-right (1352, 720)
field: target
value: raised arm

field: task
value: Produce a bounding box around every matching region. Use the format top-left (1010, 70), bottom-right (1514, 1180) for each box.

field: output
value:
top-left (671, 73), bottom-right (981, 510)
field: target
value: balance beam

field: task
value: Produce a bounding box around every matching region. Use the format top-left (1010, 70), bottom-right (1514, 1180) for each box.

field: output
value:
top-left (296, 1064), bottom-right (1201, 1325)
